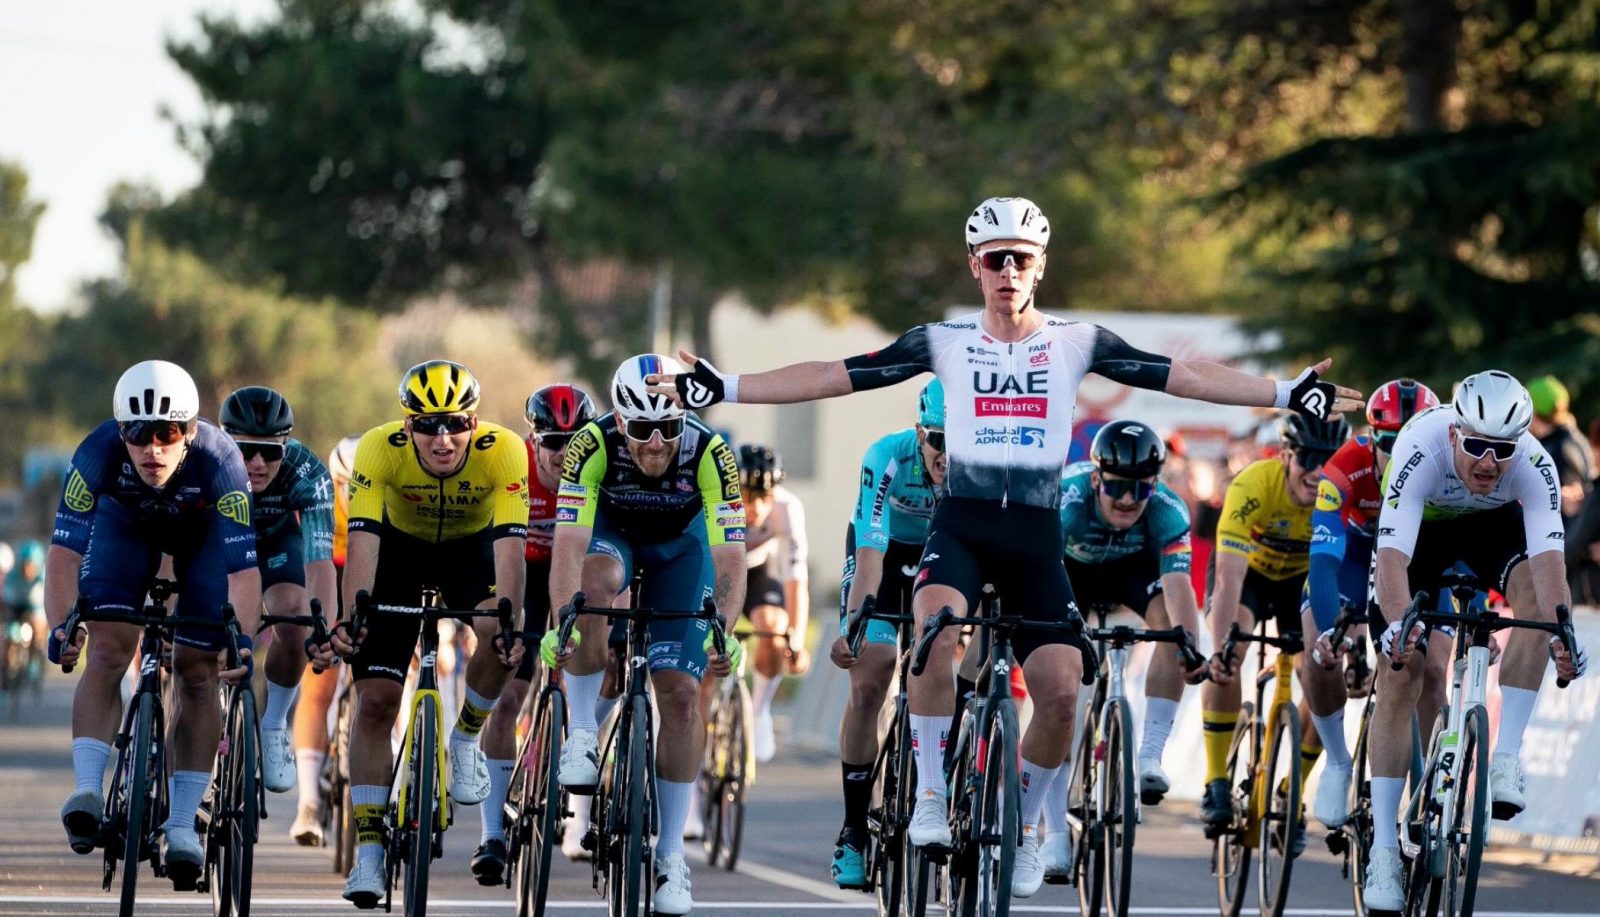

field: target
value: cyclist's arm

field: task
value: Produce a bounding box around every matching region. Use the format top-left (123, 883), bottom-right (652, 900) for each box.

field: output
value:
top-left (1160, 569), bottom-right (1202, 647)
top-left (207, 440), bottom-right (263, 635)
top-left (43, 545), bottom-right (82, 637)
top-left (843, 545), bottom-right (886, 622)
top-left (226, 567), bottom-right (265, 639)
top-left (780, 495), bottom-right (810, 639)
top-left (306, 559), bottom-right (337, 633)
top-left (1210, 472), bottom-right (1257, 650)
top-left (489, 535), bottom-right (527, 626)
top-left (342, 532), bottom-right (380, 619)
top-left (1508, 444), bottom-right (1574, 614)
top-left (1209, 551), bottom-right (1249, 653)
top-left (295, 462), bottom-right (339, 631)
top-left (483, 428), bottom-right (533, 623)
top-left (712, 543), bottom-right (748, 631)
top-left (1308, 477), bottom-right (1350, 632)
top-left (699, 435), bottom-right (748, 624)
top-left (1373, 440), bottom-right (1435, 625)
top-left (1151, 484), bottom-right (1200, 642)
top-left (550, 424), bottom-right (606, 611)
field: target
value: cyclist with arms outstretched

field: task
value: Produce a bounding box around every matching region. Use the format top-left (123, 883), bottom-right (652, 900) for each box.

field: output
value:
top-left (1361, 371), bottom-right (1589, 910)
top-left (649, 196), bottom-right (1361, 897)
top-left (47, 360), bottom-right (263, 887)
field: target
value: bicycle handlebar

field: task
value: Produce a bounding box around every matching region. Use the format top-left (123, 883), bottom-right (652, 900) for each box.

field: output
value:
top-left (842, 594), bottom-right (917, 658)
top-left (1086, 622), bottom-right (1208, 676)
top-left (60, 588), bottom-right (245, 675)
top-left (556, 592), bottom-right (730, 662)
top-left (1390, 587), bottom-right (1577, 688)
top-left (260, 598), bottom-right (333, 673)
top-left (1217, 621), bottom-right (1304, 678)
top-left (909, 606), bottom-right (1098, 684)
top-left (342, 590), bottom-right (519, 666)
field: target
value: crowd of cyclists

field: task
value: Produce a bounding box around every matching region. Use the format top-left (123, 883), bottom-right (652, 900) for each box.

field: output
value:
top-left (14, 193), bottom-right (1594, 916)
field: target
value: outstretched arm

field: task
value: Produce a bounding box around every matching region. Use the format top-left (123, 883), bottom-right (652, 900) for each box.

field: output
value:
top-left (649, 326), bottom-right (934, 408)
top-left (1165, 357), bottom-right (1363, 413)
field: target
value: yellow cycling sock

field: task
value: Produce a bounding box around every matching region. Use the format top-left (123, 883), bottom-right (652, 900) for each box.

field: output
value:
top-left (452, 686), bottom-right (496, 741)
top-left (1203, 711), bottom-right (1239, 783)
top-left (1299, 743), bottom-right (1322, 787)
top-left (354, 803), bottom-right (386, 848)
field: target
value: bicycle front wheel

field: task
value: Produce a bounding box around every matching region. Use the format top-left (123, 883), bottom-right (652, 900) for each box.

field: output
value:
top-left (118, 691), bottom-right (157, 917)
top-left (972, 702), bottom-right (1018, 917)
top-left (1071, 703), bottom-right (1105, 915)
top-left (224, 687), bottom-right (260, 917)
top-left (1348, 698), bottom-right (1376, 917)
top-left (1442, 705), bottom-right (1489, 917)
top-left (700, 687), bottom-right (726, 866)
top-left (1212, 709), bottom-right (1254, 917)
top-left (622, 694), bottom-right (652, 916)
top-left (718, 679), bottom-right (754, 871)
top-left (404, 693), bottom-right (439, 917)
top-left (331, 686), bottom-right (356, 874)
top-left (516, 687), bottom-right (565, 917)
top-left (1103, 699), bottom-right (1137, 917)
top-left (1257, 702), bottom-right (1301, 917)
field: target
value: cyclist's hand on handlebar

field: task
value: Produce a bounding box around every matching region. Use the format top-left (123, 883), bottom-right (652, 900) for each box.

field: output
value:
top-left (1380, 620), bottom-right (1425, 667)
top-left (1312, 628), bottom-right (1350, 670)
top-left (786, 642), bottom-right (811, 675)
top-left (1207, 652), bottom-right (1236, 685)
top-left (220, 636), bottom-right (254, 686)
top-left (830, 635), bottom-right (858, 670)
top-left (497, 632), bottom-right (526, 670)
top-left (331, 620), bottom-right (366, 658)
top-left (1551, 635), bottom-right (1588, 681)
top-left (50, 625), bottom-right (86, 669)
top-left (541, 629), bottom-right (580, 669)
top-left (1182, 653), bottom-right (1210, 685)
top-left (704, 631), bottom-right (742, 678)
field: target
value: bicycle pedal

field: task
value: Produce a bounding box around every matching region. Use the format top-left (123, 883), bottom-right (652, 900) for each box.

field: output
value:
top-left (1491, 800), bottom-right (1524, 822)
top-left (1325, 832), bottom-right (1348, 856)
top-left (1140, 788), bottom-right (1165, 807)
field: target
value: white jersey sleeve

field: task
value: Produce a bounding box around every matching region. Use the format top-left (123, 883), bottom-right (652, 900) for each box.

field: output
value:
top-left (1507, 445), bottom-right (1566, 557)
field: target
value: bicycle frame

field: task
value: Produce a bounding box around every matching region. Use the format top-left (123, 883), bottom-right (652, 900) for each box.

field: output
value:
top-left (1246, 645), bottom-right (1299, 846)
top-left (393, 613), bottom-right (451, 838)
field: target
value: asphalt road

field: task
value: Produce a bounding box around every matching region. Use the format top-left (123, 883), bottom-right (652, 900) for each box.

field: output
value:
top-left (3, 672), bottom-right (1596, 916)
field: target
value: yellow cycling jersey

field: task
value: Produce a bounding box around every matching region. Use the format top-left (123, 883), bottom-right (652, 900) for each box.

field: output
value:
top-left (347, 420), bottom-right (530, 543)
top-left (1215, 457), bottom-right (1314, 581)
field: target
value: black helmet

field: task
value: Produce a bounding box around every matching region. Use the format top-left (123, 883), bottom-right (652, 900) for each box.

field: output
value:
top-left (1280, 413), bottom-right (1351, 453)
top-left (1091, 420), bottom-right (1165, 478)
top-left (525, 383), bottom-right (598, 434)
top-left (221, 386), bottom-right (294, 437)
top-left (738, 444), bottom-right (784, 492)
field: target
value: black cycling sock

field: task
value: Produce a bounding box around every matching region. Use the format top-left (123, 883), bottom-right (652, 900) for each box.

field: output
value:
top-left (841, 761), bottom-right (873, 835)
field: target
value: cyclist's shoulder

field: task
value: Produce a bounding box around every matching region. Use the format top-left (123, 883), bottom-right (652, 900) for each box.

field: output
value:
top-left (1148, 481), bottom-right (1191, 528)
top-left (862, 427), bottom-right (917, 464)
top-left (1060, 460), bottom-right (1095, 490)
top-left (466, 421), bottom-right (524, 465)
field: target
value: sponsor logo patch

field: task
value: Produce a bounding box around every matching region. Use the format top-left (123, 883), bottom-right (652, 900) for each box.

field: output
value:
top-left (64, 468), bottom-right (94, 513)
top-left (216, 490), bottom-right (251, 526)
top-left (974, 397), bottom-right (1047, 418)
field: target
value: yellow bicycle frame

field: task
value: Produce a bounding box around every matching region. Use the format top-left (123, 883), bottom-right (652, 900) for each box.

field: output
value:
top-left (395, 683), bottom-right (451, 833)
top-left (1244, 649), bottom-right (1298, 849)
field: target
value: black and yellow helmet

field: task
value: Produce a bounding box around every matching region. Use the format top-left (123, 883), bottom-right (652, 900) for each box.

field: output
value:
top-left (399, 360), bottom-right (481, 415)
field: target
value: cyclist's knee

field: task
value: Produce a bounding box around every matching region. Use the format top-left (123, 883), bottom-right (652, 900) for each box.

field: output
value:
top-left (651, 673), bottom-right (701, 722)
top-left (354, 682), bottom-right (402, 729)
top-left (494, 682), bottom-right (527, 718)
top-left (579, 555), bottom-right (624, 600)
top-left (172, 650), bottom-right (219, 693)
top-left (750, 604), bottom-right (787, 633)
top-left (849, 660), bottom-right (894, 711)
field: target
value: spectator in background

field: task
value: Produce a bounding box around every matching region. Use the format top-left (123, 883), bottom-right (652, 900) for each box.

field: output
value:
top-left (1527, 375), bottom-right (1593, 521)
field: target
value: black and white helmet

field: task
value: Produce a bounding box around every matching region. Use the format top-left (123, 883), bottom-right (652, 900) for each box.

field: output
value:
top-left (612, 354), bottom-right (687, 422)
top-left (1453, 370), bottom-right (1533, 440)
top-left (965, 197), bottom-right (1050, 251)
top-left (113, 360), bottom-right (200, 424)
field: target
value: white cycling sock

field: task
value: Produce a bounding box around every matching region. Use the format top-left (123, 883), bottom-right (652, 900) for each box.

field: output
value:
top-left (1019, 759), bottom-right (1059, 830)
top-left (480, 758), bottom-right (515, 841)
top-left (1139, 697), bottom-right (1180, 763)
top-left (296, 750), bottom-right (326, 807)
top-left (566, 672), bottom-right (604, 732)
top-left (1312, 710), bottom-right (1352, 768)
top-left (262, 679), bottom-right (298, 731)
top-left (1042, 764), bottom-right (1069, 834)
top-left (654, 778), bottom-right (694, 858)
top-left (909, 715), bottom-right (949, 798)
top-left (752, 672), bottom-right (782, 719)
top-left (568, 792), bottom-right (592, 832)
top-left (1494, 686), bottom-right (1538, 759)
top-left (72, 737), bottom-right (112, 793)
top-left (353, 784), bottom-right (389, 866)
top-left (1370, 776), bottom-right (1405, 851)
top-left (163, 770), bottom-right (211, 832)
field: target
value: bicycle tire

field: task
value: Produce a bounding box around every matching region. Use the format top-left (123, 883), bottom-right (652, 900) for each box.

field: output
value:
top-left (519, 687), bottom-right (565, 917)
top-left (404, 694), bottom-right (439, 917)
top-left (1103, 698), bottom-right (1137, 917)
top-left (969, 702), bottom-right (1018, 917)
top-left (1213, 709), bottom-right (1254, 917)
top-left (227, 687), bottom-right (260, 917)
top-left (1442, 705), bottom-right (1489, 917)
top-left (868, 706), bottom-right (903, 915)
top-left (119, 690), bottom-right (156, 917)
top-left (701, 686), bottom-right (726, 867)
top-left (894, 707), bottom-right (930, 917)
top-left (720, 678), bottom-right (754, 870)
top-left (622, 694), bottom-right (651, 917)
top-left (331, 685), bottom-right (356, 874)
top-left (1257, 703), bottom-right (1301, 917)
top-left (1348, 699), bottom-right (1375, 917)
top-left (1071, 702), bottom-right (1104, 914)
top-left (1403, 716), bottom-right (1447, 917)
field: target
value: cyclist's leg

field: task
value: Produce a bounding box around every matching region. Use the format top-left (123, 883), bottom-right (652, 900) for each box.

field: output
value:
top-left (1199, 561), bottom-right (1251, 805)
top-left (1460, 505), bottom-right (1536, 815)
top-left (745, 568), bottom-right (789, 762)
top-left (556, 521), bottom-right (629, 792)
top-left (479, 558), bottom-right (548, 846)
top-left (837, 536), bottom-right (912, 829)
top-left (447, 530), bottom-right (516, 803)
top-left (906, 507), bottom-right (983, 803)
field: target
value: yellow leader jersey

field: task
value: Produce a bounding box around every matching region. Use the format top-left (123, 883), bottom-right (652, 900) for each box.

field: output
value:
top-left (347, 420), bottom-right (530, 542)
top-left (1216, 457), bottom-right (1314, 581)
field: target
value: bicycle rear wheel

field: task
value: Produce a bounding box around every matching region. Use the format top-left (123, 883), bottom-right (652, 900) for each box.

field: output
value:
top-left (1071, 705), bottom-right (1104, 915)
top-left (1258, 702), bottom-right (1301, 917)
top-left (1441, 706), bottom-right (1489, 917)
top-left (404, 694), bottom-right (439, 917)
top-left (1103, 699), bottom-right (1137, 917)
top-left (701, 687), bottom-right (727, 866)
top-left (892, 707), bottom-right (930, 917)
top-left (867, 707), bottom-right (903, 914)
top-left (117, 691), bottom-right (157, 917)
top-left (222, 688), bottom-right (260, 917)
top-left (515, 687), bottom-right (565, 917)
top-left (1212, 710), bottom-right (1254, 917)
top-left (331, 686), bottom-right (356, 874)
top-left (972, 703), bottom-right (1018, 917)
top-left (1348, 699), bottom-right (1376, 917)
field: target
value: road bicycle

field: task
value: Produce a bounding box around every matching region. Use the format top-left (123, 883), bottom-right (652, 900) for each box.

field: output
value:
top-left (344, 588), bottom-right (516, 917)
top-left (910, 598), bottom-right (1097, 917)
top-left (1392, 567), bottom-right (1577, 917)
top-left (557, 585), bottom-right (729, 917)
top-left (700, 624), bottom-right (790, 871)
top-left (1067, 604), bottom-right (1205, 917)
top-left (59, 580), bottom-right (235, 916)
top-left (1209, 619), bottom-right (1304, 917)
top-left (199, 604), bottom-right (330, 917)
top-left (322, 667), bottom-right (358, 874)
top-left (505, 637), bottom-right (568, 917)
top-left (837, 595), bottom-right (922, 917)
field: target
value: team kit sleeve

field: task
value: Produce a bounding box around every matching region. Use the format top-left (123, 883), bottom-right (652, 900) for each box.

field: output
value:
top-left (699, 435), bottom-right (746, 546)
top-left (484, 428), bottom-right (532, 539)
top-left (853, 437), bottom-right (901, 552)
top-left (52, 424), bottom-right (118, 553)
top-left (1150, 483), bottom-right (1194, 575)
top-left (842, 325), bottom-right (934, 392)
top-left (1373, 439), bottom-right (1441, 559)
top-left (1512, 445), bottom-right (1569, 557)
top-left (345, 428), bottom-right (393, 535)
top-left (1085, 326), bottom-right (1174, 391)
top-left (290, 451), bottom-right (337, 563)
top-left (555, 423), bottom-right (607, 529)
top-left (204, 439), bottom-right (259, 573)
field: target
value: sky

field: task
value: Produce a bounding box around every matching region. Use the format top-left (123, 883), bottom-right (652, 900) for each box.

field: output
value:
top-left (0, 0), bottom-right (274, 312)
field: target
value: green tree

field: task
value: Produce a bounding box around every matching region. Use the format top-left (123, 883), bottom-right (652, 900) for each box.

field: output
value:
top-left (0, 160), bottom-right (46, 311)
top-left (0, 161), bottom-right (50, 485)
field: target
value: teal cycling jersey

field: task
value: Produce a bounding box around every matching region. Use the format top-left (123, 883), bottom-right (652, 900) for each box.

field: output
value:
top-left (1059, 461), bottom-right (1192, 575)
top-left (853, 429), bottom-right (940, 551)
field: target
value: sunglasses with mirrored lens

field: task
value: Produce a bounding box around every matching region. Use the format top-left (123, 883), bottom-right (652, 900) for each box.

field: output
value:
top-left (118, 420), bottom-right (189, 447)
top-left (236, 441), bottom-right (286, 463)
top-left (1293, 448), bottom-right (1335, 470)
top-left (1459, 435), bottom-right (1516, 462)
top-left (977, 249), bottom-right (1039, 272)
top-left (1374, 431), bottom-right (1398, 454)
top-left (535, 431), bottom-right (575, 451)
top-left (410, 413), bottom-right (474, 436)
top-left (924, 429), bottom-right (946, 452)
top-left (624, 417), bottom-right (685, 443)
top-left (1100, 477), bottom-right (1156, 502)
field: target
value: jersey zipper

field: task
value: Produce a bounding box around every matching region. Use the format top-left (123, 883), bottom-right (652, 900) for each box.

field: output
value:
top-left (435, 475), bottom-right (445, 542)
top-left (1002, 342), bottom-right (1015, 508)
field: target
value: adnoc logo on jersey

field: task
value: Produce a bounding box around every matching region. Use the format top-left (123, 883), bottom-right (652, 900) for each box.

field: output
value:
top-left (974, 397), bottom-right (1047, 418)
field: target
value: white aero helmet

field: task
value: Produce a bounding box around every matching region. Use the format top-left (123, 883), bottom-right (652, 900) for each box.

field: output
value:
top-left (113, 360), bottom-right (200, 423)
top-left (328, 435), bottom-right (361, 481)
top-left (965, 197), bottom-right (1050, 251)
top-left (1452, 370), bottom-right (1533, 440)
top-left (612, 354), bottom-right (687, 422)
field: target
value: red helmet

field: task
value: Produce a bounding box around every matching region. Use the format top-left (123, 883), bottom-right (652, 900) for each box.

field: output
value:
top-left (525, 384), bottom-right (598, 434)
top-left (1367, 378), bottom-right (1440, 432)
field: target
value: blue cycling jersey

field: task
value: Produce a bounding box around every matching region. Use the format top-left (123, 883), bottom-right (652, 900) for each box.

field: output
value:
top-left (852, 429), bottom-right (940, 551)
top-left (1059, 461), bottom-right (1192, 575)
top-left (52, 419), bottom-right (257, 573)
top-left (252, 438), bottom-right (336, 564)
